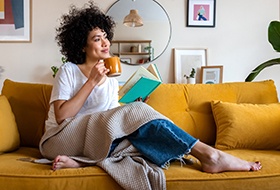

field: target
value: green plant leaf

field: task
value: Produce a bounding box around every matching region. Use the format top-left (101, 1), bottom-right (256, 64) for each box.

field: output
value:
top-left (245, 58), bottom-right (280, 81)
top-left (268, 21), bottom-right (280, 52)
top-left (61, 57), bottom-right (67, 63)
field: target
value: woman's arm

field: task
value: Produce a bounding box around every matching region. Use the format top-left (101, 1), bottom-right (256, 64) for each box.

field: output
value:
top-left (53, 80), bottom-right (96, 124)
top-left (54, 61), bottom-right (109, 124)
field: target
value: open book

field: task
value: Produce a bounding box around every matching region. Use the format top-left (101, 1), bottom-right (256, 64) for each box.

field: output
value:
top-left (118, 64), bottom-right (162, 104)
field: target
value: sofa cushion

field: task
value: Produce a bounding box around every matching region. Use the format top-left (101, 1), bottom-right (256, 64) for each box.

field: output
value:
top-left (148, 80), bottom-right (279, 145)
top-left (0, 95), bottom-right (20, 154)
top-left (211, 101), bottom-right (280, 150)
top-left (1, 79), bottom-right (52, 148)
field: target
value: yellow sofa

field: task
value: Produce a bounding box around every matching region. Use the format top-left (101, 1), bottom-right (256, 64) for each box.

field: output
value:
top-left (1, 78), bottom-right (280, 190)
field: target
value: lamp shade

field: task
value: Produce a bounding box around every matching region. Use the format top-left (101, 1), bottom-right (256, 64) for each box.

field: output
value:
top-left (123, 9), bottom-right (143, 27)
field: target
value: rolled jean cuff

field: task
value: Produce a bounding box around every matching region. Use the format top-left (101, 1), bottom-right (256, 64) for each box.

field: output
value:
top-left (127, 119), bottom-right (199, 167)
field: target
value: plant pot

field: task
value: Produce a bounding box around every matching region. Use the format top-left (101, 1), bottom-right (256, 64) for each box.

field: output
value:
top-left (187, 78), bottom-right (196, 84)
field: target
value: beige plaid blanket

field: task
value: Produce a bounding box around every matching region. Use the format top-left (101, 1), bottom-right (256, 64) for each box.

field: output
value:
top-left (40, 102), bottom-right (169, 190)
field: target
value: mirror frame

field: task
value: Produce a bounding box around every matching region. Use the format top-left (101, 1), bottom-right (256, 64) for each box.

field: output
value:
top-left (106, 0), bottom-right (172, 65)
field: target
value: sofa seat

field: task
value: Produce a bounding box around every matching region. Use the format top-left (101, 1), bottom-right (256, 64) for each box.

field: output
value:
top-left (1, 147), bottom-right (280, 190)
top-left (165, 149), bottom-right (280, 190)
top-left (0, 147), bottom-right (122, 190)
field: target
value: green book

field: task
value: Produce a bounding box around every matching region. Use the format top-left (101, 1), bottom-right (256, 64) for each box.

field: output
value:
top-left (118, 64), bottom-right (162, 104)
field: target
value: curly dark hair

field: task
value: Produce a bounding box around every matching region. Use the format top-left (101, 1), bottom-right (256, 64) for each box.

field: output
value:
top-left (55, 1), bottom-right (116, 64)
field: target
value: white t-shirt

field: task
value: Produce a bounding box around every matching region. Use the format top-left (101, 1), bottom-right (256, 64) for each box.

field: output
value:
top-left (45, 62), bottom-right (120, 131)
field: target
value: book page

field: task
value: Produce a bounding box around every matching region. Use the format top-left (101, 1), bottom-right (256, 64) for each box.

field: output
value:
top-left (146, 64), bottom-right (162, 82)
top-left (119, 66), bottom-right (159, 96)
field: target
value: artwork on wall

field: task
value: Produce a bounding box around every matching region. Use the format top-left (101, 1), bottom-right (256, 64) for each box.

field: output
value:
top-left (187, 0), bottom-right (216, 27)
top-left (174, 48), bottom-right (207, 83)
top-left (201, 65), bottom-right (223, 84)
top-left (0, 0), bottom-right (31, 42)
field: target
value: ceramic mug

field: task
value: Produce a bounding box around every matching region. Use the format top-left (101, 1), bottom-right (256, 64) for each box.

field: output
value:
top-left (104, 57), bottom-right (121, 77)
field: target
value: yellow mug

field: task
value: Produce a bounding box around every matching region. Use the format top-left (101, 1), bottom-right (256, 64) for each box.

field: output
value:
top-left (104, 57), bottom-right (122, 77)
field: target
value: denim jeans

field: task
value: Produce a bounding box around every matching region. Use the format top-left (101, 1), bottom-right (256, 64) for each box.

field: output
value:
top-left (110, 119), bottom-right (198, 168)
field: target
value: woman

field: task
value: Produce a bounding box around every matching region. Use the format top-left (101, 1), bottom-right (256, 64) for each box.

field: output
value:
top-left (39, 1), bottom-right (261, 174)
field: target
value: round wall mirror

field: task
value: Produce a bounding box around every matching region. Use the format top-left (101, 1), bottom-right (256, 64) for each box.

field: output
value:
top-left (107, 0), bottom-right (172, 65)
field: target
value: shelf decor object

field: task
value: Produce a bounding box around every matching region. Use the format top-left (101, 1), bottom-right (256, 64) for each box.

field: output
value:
top-left (201, 65), bottom-right (223, 84)
top-left (120, 58), bottom-right (132, 64)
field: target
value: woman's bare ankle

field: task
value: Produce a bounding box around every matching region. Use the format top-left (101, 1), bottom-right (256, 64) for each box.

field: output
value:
top-left (190, 142), bottom-right (262, 173)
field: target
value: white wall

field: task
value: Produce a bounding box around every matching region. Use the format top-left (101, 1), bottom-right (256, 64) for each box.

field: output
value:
top-left (0, 0), bottom-right (279, 97)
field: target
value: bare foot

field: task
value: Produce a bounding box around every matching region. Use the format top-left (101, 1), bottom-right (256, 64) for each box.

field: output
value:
top-left (190, 142), bottom-right (262, 173)
top-left (200, 150), bottom-right (262, 173)
top-left (52, 155), bottom-right (84, 170)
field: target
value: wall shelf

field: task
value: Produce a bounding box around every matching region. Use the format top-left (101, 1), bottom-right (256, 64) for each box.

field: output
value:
top-left (114, 52), bottom-right (150, 55)
top-left (111, 40), bottom-right (152, 64)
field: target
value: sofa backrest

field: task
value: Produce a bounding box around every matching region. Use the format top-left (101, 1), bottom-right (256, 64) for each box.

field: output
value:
top-left (147, 80), bottom-right (279, 145)
top-left (1, 79), bottom-right (52, 148)
top-left (1, 79), bottom-right (278, 148)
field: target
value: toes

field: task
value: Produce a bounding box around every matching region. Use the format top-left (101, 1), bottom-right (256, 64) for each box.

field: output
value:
top-left (52, 163), bottom-right (57, 170)
top-left (256, 161), bottom-right (262, 170)
top-left (52, 155), bottom-right (62, 170)
top-left (249, 161), bottom-right (262, 171)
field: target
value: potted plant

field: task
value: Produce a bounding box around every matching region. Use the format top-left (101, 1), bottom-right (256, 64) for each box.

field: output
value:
top-left (184, 68), bottom-right (196, 84)
top-left (51, 57), bottom-right (67, 78)
top-left (144, 46), bottom-right (154, 61)
top-left (245, 20), bottom-right (280, 81)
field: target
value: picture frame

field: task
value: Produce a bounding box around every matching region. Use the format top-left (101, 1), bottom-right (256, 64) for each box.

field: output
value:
top-left (174, 48), bottom-right (207, 83)
top-left (201, 65), bottom-right (223, 84)
top-left (0, 0), bottom-right (32, 42)
top-left (120, 58), bottom-right (131, 64)
top-left (187, 0), bottom-right (216, 27)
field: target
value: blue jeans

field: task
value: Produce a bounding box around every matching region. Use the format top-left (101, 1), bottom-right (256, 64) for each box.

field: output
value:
top-left (110, 119), bottom-right (198, 168)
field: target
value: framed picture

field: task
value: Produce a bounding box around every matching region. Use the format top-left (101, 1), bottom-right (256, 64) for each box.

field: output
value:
top-left (187, 0), bottom-right (216, 27)
top-left (201, 66), bottom-right (223, 84)
top-left (174, 48), bottom-right (207, 83)
top-left (120, 58), bottom-right (131, 64)
top-left (0, 0), bottom-right (32, 42)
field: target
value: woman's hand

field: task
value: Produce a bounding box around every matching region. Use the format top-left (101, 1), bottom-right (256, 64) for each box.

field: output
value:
top-left (88, 60), bottom-right (109, 84)
top-left (135, 96), bottom-right (150, 103)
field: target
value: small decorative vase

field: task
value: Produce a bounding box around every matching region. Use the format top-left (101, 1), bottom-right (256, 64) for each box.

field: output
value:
top-left (130, 46), bottom-right (137, 52)
top-left (187, 77), bottom-right (196, 84)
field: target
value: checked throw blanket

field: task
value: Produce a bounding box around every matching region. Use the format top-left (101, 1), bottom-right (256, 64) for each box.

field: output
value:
top-left (39, 102), bottom-right (169, 190)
